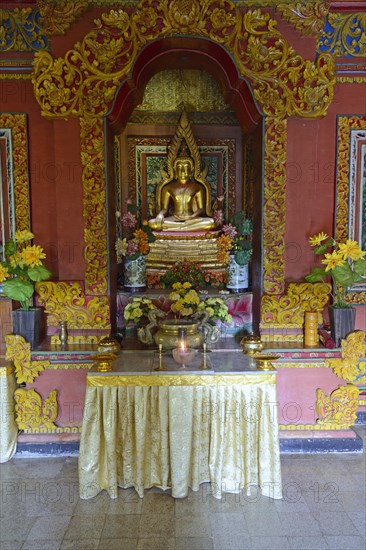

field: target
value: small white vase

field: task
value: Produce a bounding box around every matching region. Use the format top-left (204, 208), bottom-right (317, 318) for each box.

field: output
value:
top-left (226, 254), bottom-right (249, 293)
top-left (124, 255), bottom-right (146, 292)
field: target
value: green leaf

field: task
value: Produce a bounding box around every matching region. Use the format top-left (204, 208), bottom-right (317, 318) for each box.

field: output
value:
top-left (234, 249), bottom-right (252, 265)
top-left (314, 239), bottom-right (333, 255)
top-left (2, 278), bottom-right (34, 302)
top-left (305, 267), bottom-right (326, 282)
top-left (4, 240), bottom-right (16, 257)
top-left (353, 258), bottom-right (366, 277)
top-left (332, 263), bottom-right (356, 287)
top-left (27, 265), bottom-right (52, 282)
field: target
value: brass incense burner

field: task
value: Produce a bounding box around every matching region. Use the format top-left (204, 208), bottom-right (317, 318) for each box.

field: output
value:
top-left (240, 332), bottom-right (263, 355)
top-left (98, 335), bottom-right (121, 355)
top-left (252, 353), bottom-right (280, 371)
top-left (94, 353), bottom-right (117, 372)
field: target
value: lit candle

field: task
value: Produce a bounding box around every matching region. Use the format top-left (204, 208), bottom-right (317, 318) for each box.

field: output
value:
top-left (178, 328), bottom-right (187, 351)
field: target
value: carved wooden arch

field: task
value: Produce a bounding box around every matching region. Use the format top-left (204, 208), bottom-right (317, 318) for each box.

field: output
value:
top-left (107, 36), bottom-right (262, 135)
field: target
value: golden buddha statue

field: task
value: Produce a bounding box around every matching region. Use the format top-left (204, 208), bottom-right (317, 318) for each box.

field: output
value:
top-left (148, 109), bottom-right (216, 233)
top-left (148, 155), bottom-right (216, 232)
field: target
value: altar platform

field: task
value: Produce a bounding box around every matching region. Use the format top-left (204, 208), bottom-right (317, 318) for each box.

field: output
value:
top-left (78, 350), bottom-right (282, 500)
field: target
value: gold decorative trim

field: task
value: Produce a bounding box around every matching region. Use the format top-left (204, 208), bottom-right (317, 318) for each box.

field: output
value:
top-left (0, 113), bottom-right (30, 233)
top-left (80, 117), bottom-right (109, 296)
top-left (326, 330), bottom-right (366, 383)
top-left (277, 0), bottom-right (330, 36)
top-left (261, 282), bottom-right (331, 326)
top-left (0, 365), bottom-right (15, 377)
top-left (275, 362), bottom-right (330, 369)
top-left (335, 115), bottom-right (366, 243)
top-left (345, 292), bottom-right (366, 305)
top-left (5, 335), bottom-right (50, 384)
top-left (337, 76), bottom-right (366, 84)
top-left (14, 388), bottom-right (58, 431)
top-left (359, 399), bottom-right (366, 406)
top-left (263, 117), bottom-right (287, 294)
top-left (0, 74), bottom-right (33, 80)
top-left (261, 334), bottom-right (303, 343)
top-left (50, 335), bottom-right (99, 345)
top-left (21, 426), bottom-right (82, 434)
top-left (87, 373), bottom-right (276, 387)
top-left (47, 362), bottom-right (93, 370)
top-left (38, 0), bottom-right (88, 36)
top-left (280, 422), bottom-right (355, 431)
top-left (36, 281), bottom-right (110, 329)
top-left (0, 7), bottom-right (48, 52)
top-left (316, 384), bottom-right (360, 428)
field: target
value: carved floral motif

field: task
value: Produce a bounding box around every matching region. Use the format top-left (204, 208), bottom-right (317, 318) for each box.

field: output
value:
top-left (14, 388), bottom-right (58, 431)
top-left (277, 1), bottom-right (330, 36)
top-left (326, 330), bottom-right (366, 383)
top-left (316, 384), bottom-right (360, 428)
top-left (5, 335), bottom-right (50, 384)
top-left (38, 0), bottom-right (88, 36)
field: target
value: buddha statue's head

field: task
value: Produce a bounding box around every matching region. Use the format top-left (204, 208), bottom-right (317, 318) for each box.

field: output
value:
top-left (173, 156), bottom-right (194, 184)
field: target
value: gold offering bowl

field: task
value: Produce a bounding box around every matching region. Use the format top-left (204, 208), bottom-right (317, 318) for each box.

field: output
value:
top-left (94, 353), bottom-right (117, 372)
top-left (240, 332), bottom-right (263, 355)
top-left (252, 353), bottom-right (280, 371)
top-left (172, 347), bottom-right (196, 368)
top-left (154, 319), bottom-right (203, 350)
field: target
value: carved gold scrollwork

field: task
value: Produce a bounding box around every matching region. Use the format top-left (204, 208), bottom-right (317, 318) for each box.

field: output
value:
top-left (38, 0), bottom-right (89, 36)
top-left (36, 281), bottom-right (111, 328)
top-left (277, 1), bottom-right (331, 36)
top-left (261, 282), bottom-right (331, 326)
top-left (0, 7), bottom-right (48, 52)
top-left (326, 330), bottom-right (366, 383)
top-left (0, 113), bottom-right (30, 233)
top-left (318, 12), bottom-right (366, 57)
top-left (5, 335), bottom-right (50, 384)
top-left (14, 388), bottom-right (58, 432)
top-left (316, 384), bottom-right (360, 428)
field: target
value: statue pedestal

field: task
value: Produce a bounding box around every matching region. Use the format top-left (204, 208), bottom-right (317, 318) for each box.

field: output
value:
top-left (146, 231), bottom-right (226, 276)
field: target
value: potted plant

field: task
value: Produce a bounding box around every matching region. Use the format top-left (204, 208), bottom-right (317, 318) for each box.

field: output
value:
top-left (217, 211), bottom-right (253, 292)
top-left (305, 232), bottom-right (366, 345)
top-left (0, 230), bottom-right (52, 349)
top-left (115, 203), bottom-right (156, 292)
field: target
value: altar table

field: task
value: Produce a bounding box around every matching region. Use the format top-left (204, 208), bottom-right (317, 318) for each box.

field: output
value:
top-left (78, 351), bottom-right (282, 499)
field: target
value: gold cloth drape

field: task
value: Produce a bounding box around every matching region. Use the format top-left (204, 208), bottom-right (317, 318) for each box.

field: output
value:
top-left (79, 373), bottom-right (282, 499)
top-left (0, 365), bottom-right (18, 462)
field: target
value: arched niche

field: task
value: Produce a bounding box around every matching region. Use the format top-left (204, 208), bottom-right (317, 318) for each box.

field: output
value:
top-left (106, 37), bottom-right (264, 331)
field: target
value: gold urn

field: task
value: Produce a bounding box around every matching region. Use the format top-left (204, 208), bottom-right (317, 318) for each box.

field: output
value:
top-left (240, 332), bottom-right (263, 355)
top-left (98, 335), bottom-right (121, 355)
top-left (153, 319), bottom-right (203, 350)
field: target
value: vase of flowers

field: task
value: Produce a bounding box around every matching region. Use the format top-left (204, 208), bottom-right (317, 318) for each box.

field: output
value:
top-left (0, 230), bottom-right (52, 349)
top-left (217, 211), bottom-right (252, 293)
top-left (115, 203), bottom-right (156, 292)
top-left (305, 232), bottom-right (366, 346)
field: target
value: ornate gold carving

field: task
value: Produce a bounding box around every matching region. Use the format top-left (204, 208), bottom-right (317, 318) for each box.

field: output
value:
top-left (138, 69), bottom-right (231, 112)
top-left (47, 361), bottom-right (93, 369)
top-left (87, 373), bottom-right (276, 387)
top-left (14, 388), bottom-right (58, 431)
top-left (277, 1), bottom-right (330, 36)
top-left (345, 292), bottom-right (366, 305)
top-left (36, 281), bottom-right (111, 329)
top-left (0, 113), bottom-right (30, 233)
top-left (38, 0), bottom-right (88, 36)
top-left (275, 362), bottom-right (330, 369)
top-left (0, 74), bottom-right (32, 80)
top-left (316, 384), bottom-right (360, 428)
top-left (335, 115), bottom-right (366, 243)
top-left (5, 335), bottom-right (50, 384)
top-left (318, 12), bottom-right (366, 57)
top-left (263, 117), bottom-right (287, 294)
top-left (80, 117), bottom-right (109, 296)
top-left (280, 422), bottom-right (355, 431)
top-left (0, 7), bottom-right (48, 52)
top-left (261, 281), bottom-right (331, 327)
top-left (337, 76), bottom-right (366, 84)
top-left (32, 3), bottom-right (336, 120)
top-left (261, 334), bottom-right (304, 343)
top-left (326, 330), bottom-right (366, 383)
top-left (50, 336), bottom-right (99, 345)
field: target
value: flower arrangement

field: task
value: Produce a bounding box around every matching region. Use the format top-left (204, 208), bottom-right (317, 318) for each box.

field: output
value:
top-left (305, 232), bottom-right (366, 307)
top-left (123, 296), bottom-right (157, 324)
top-left (0, 230), bottom-right (52, 310)
top-left (197, 296), bottom-right (232, 323)
top-left (217, 211), bottom-right (252, 265)
top-left (115, 203), bottom-right (155, 263)
top-left (148, 261), bottom-right (227, 289)
top-left (123, 282), bottom-right (231, 324)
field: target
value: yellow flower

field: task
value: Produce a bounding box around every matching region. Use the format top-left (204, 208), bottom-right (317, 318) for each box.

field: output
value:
top-left (0, 265), bottom-right (10, 282)
top-left (338, 239), bottom-right (366, 261)
top-left (182, 282), bottom-right (191, 289)
top-left (131, 307), bottom-right (143, 320)
top-left (9, 251), bottom-right (25, 269)
top-left (14, 230), bottom-right (34, 244)
top-left (322, 251), bottom-right (345, 271)
top-left (309, 232), bottom-right (328, 247)
top-left (21, 245), bottom-right (46, 268)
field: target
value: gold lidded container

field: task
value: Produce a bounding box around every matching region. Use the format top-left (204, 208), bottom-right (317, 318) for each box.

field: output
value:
top-left (98, 335), bottom-right (121, 355)
top-left (240, 332), bottom-right (263, 355)
top-left (154, 319), bottom-right (203, 350)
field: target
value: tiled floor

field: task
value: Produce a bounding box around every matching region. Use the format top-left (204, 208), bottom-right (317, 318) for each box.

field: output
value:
top-left (1, 426), bottom-right (365, 550)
